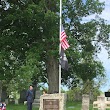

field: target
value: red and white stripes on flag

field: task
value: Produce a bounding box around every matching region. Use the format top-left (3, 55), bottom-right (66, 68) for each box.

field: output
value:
top-left (60, 27), bottom-right (70, 50)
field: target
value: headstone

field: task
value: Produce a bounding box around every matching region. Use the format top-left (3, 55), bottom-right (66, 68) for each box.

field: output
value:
top-left (32, 90), bottom-right (42, 108)
top-left (1, 91), bottom-right (8, 102)
top-left (74, 92), bottom-right (82, 101)
top-left (20, 90), bottom-right (27, 103)
top-left (82, 94), bottom-right (90, 110)
top-left (97, 96), bottom-right (105, 110)
top-left (15, 99), bottom-right (19, 104)
top-left (39, 93), bottom-right (66, 110)
top-left (5, 99), bottom-right (8, 104)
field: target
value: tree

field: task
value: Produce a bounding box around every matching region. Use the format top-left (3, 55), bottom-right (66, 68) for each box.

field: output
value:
top-left (61, 0), bottom-right (110, 90)
top-left (0, 0), bottom-right (59, 93)
top-left (0, 0), bottom-right (110, 94)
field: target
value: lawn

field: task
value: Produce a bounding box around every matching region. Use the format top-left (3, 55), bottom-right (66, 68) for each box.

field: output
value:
top-left (6, 101), bottom-right (94, 110)
top-left (6, 101), bottom-right (110, 110)
top-left (6, 104), bottom-right (39, 110)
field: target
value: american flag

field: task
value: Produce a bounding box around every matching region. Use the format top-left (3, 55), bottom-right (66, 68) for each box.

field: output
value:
top-left (60, 26), bottom-right (70, 70)
top-left (60, 26), bottom-right (70, 50)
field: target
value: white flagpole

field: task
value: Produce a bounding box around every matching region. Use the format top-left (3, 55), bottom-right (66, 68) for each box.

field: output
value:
top-left (59, 0), bottom-right (62, 94)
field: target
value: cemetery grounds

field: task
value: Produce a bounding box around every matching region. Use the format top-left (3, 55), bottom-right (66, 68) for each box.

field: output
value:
top-left (6, 101), bottom-right (110, 110)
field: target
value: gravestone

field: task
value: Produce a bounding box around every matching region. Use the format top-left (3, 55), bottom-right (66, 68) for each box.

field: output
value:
top-left (15, 99), bottom-right (19, 104)
top-left (97, 96), bottom-right (105, 110)
top-left (39, 93), bottom-right (66, 110)
top-left (32, 90), bottom-right (42, 107)
top-left (1, 91), bottom-right (8, 102)
top-left (82, 94), bottom-right (90, 110)
top-left (20, 90), bottom-right (27, 103)
top-left (5, 99), bottom-right (8, 104)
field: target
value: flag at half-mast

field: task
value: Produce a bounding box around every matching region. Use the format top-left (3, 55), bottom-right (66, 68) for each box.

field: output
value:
top-left (60, 26), bottom-right (70, 70)
top-left (60, 26), bottom-right (70, 50)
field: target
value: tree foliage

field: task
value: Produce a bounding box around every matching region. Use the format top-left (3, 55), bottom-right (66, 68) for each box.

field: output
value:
top-left (0, 0), bottom-right (110, 93)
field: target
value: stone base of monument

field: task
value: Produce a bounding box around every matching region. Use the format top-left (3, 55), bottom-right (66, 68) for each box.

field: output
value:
top-left (39, 93), bottom-right (66, 110)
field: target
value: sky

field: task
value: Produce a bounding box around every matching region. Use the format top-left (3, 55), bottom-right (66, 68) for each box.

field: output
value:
top-left (95, 0), bottom-right (110, 92)
top-left (82, 0), bottom-right (110, 23)
top-left (99, 0), bottom-right (110, 22)
top-left (98, 48), bottom-right (110, 92)
top-left (83, 0), bottom-right (110, 92)
top-left (44, 0), bottom-right (110, 92)
top-left (63, 0), bottom-right (110, 92)
top-left (2, 0), bottom-right (110, 92)
top-left (19, 0), bottom-right (110, 92)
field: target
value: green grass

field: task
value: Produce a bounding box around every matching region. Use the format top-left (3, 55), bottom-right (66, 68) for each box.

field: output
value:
top-left (66, 101), bottom-right (81, 110)
top-left (6, 104), bottom-right (39, 110)
top-left (6, 101), bottom-right (110, 110)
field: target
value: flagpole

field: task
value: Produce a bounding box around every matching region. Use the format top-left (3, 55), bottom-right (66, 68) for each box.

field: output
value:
top-left (59, 0), bottom-right (62, 94)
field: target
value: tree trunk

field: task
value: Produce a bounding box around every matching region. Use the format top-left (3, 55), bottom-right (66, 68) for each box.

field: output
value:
top-left (0, 80), bottom-right (2, 102)
top-left (46, 56), bottom-right (59, 94)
